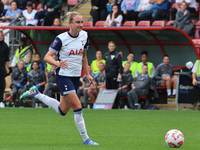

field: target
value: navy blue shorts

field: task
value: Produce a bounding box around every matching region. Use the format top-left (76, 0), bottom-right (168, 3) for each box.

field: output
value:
top-left (55, 75), bottom-right (80, 95)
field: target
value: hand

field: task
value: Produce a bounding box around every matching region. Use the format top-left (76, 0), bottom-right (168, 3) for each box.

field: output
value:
top-left (17, 83), bottom-right (21, 87)
top-left (118, 74), bottom-right (122, 80)
top-left (138, 9), bottom-right (143, 12)
top-left (92, 6), bottom-right (98, 10)
top-left (123, 11), bottom-right (127, 15)
top-left (192, 79), bottom-right (198, 86)
top-left (24, 84), bottom-right (29, 89)
top-left (58, 60), bottom-right (68, 69)
top-left (47, 8), bottom-right (54, 12)
top-left (86, 74), bottom-right (94, 86)
top-left (40, 8), bottom-right (44, 11)
top-left (184, 11), bottom-right (187, 15)
top-left (36, 84), bottom-right (40, 89)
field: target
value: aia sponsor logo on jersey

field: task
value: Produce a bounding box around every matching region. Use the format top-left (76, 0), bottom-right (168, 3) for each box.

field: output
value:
top-left (69, 49), bottom-right (83, 56)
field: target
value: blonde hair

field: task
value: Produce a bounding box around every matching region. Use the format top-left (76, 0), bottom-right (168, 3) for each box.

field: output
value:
top-left (66, 12), bottom-right (80, 23)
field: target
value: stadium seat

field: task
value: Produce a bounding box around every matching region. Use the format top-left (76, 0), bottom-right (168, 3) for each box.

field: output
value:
top-left (83, 21), bottom-right (93, 27)
top-left (192, 39), bottom-right (200, 54)
top-left (152, 21), bottom-right (165, 27)
top-left (123, 21), bottom-right (136, 27)
top-left (95, 21), bottom-right (105, 27)
top-left (67, 0), bottom-right (78, 6)
top-left (137, 21), bottom-right (150, 27)
top-left (166, 20), bottom-right (174, 26)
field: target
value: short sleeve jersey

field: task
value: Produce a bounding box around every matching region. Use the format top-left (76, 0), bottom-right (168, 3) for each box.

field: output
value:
top-left (22, 9), bottom-right (38, 26)
top-left (49, 30), bottom-right (89, 77)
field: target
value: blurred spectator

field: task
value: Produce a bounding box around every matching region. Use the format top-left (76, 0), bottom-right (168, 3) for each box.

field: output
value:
top-left (106, 1), bottom-right (114, 14)
top-left (24, 52), bottom-right (32, 72)
top-left (136, 51), bottom-right (155, 78)
top-left (122, 52), bottom-right (138, 77)
top-left (114, 62), bottom-right (132, 108)
top-left (43, 64), bottom-right (59, 98)
top-left (170, 0), bottom-right (197, 20)
top-left (118, 50), bottom-right (124, 61)
top-left (7, 60), bottom-right (27, 106)
top-left (0, 2), bottom-right (4, 17)
top-left (2, 1), bottom-right (21, 22)
top-left (45, 53), bottom-right (57, 76)
top-left (104, 41), bottom-right (123, 89)
top-left (21, 61), bottom-right (46, 107)
top-left (0, 31), bottom-right (10, 108)
top-left (53, 17), bottom-right (61, 26)
top-left (171, 2), bottom-right (194, 35)
top-left (137, 0), bottom-right (152, 14)
top-left (32, 53), bottom-right (45, 71)
top-left (104, 4), bottom-right (123, 27)
top-left (77, 66), bottom-right (95, 108)
top-left (36, 0), bottom-right (63, 26)
top-left (91, 50), bottom-right (106, 75)
top-left (2, 0), bottom-right (13, 16)
top-left (87, 62), bottom-right (106, 104)
top-left (138, 0), bottom-right (169, 21)
top-left (121, 0), bottom-right (140, 21)
top-left (192, 60), bottom-right (200, 87)
top-left (127, 64), bottom-right (150, 109)
top-left (16, 0), bottom-right (30, 10)
top-left (90, 0), bottom-right (108, 26)
top-left (154, 55), bottom-right (177, 98)
top-left (22, 1), bottom-right (38, 26)
top-left (11, 37), bottom-right (29, 69)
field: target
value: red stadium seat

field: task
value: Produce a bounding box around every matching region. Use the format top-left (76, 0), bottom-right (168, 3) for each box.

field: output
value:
top-left (166, 20), bottom-right (174, 26)
top-left (95, 21), bottom-right (105, 27)
top-left (137, 21), bottom-right (150, 27)
top-left (67, 0), bottom-right (78, 6)
top-left (83, 21), bottom-right (93, 27)
top-left (123, 21), bottom-right (136, 27)
top-left (192, 39), bottom-right (200, 54)
top-left (152, 21), bottom-right (165, 27)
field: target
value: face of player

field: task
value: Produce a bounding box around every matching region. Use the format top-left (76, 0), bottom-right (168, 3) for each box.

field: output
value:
top-left (18, 61), bottom-right (25, 70)
top-left (70, 15), bottom-right (83, 33)
top-left (163, 56), bottom-right (170, 66)
top-left (98, 63), bottom-right (104, 72)
top-left (26, 5), bottom-right (33, 12)
top-left (181, 2), bottom-right (187, 11)
top-left (142, 65), bottom-right (148, 74)
top-left (53, 18), bottom-right (61, 26)
top-left (127, 53), bottom-right (134, 62)
top-left (32, 62), bottom-right (39, 71)
top-left (26, 53), bottom-right (32, 63)
top-left (124, 63), bottom-right (130, 72)
top-left (11, 2), bottom-right (17, 10)
top-left (141, 54), bottom-right (148, 63)
top-left (96, 51), bottom-right (102, 60)
top-left (34, 54), bottom-right (41, 62)
top-left (108, 43), bottom-right (116, 52)
top-left (0, 32), bottom-right (4, 41)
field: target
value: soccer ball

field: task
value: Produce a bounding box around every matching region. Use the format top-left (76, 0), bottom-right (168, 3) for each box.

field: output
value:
top-left (165, 129), bottom-right (184, 148)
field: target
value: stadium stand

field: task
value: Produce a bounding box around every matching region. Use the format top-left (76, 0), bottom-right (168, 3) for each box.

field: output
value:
top-left (166, 20), bottom-right (174, 26)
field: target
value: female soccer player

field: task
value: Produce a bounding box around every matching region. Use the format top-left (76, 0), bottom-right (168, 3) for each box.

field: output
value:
top-left (20, 12), bottom-right (99, 145)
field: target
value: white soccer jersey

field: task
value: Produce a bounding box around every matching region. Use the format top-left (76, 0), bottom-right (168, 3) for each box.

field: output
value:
top-left (22, 9), bottom-right (38, 26)
top-left (49, 30), bottom-right (89, 77)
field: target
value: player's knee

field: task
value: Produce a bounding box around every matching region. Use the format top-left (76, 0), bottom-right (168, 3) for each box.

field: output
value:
top-left (58, 106), bottom-right (67, 116)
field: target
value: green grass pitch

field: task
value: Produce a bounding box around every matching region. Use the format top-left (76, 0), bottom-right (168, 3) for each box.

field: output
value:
top-left (0, 108), bottom-right (200, 150)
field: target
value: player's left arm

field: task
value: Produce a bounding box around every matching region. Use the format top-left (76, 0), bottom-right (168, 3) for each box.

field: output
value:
top-left (82, 50), bottom-right (93, 85)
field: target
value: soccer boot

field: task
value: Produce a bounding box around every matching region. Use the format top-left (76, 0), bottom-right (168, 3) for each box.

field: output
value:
top-left (83, 138), bottom-right (99, 145)
top-left (20, 86), bottom-right (40, 100)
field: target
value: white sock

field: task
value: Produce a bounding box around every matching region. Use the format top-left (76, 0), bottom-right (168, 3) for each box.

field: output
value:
top-left (74, 109), bottom-right (89, 142)
top-left (35, 93), bottom-right (62, 115)
top-left (167, 89), bottom-right (171, 96)
top-left (173, 89), bottom-right (176, 95)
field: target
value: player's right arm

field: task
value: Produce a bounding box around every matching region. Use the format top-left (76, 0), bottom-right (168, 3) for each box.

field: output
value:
top-left (44, 37), bottom-right (68, 69)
